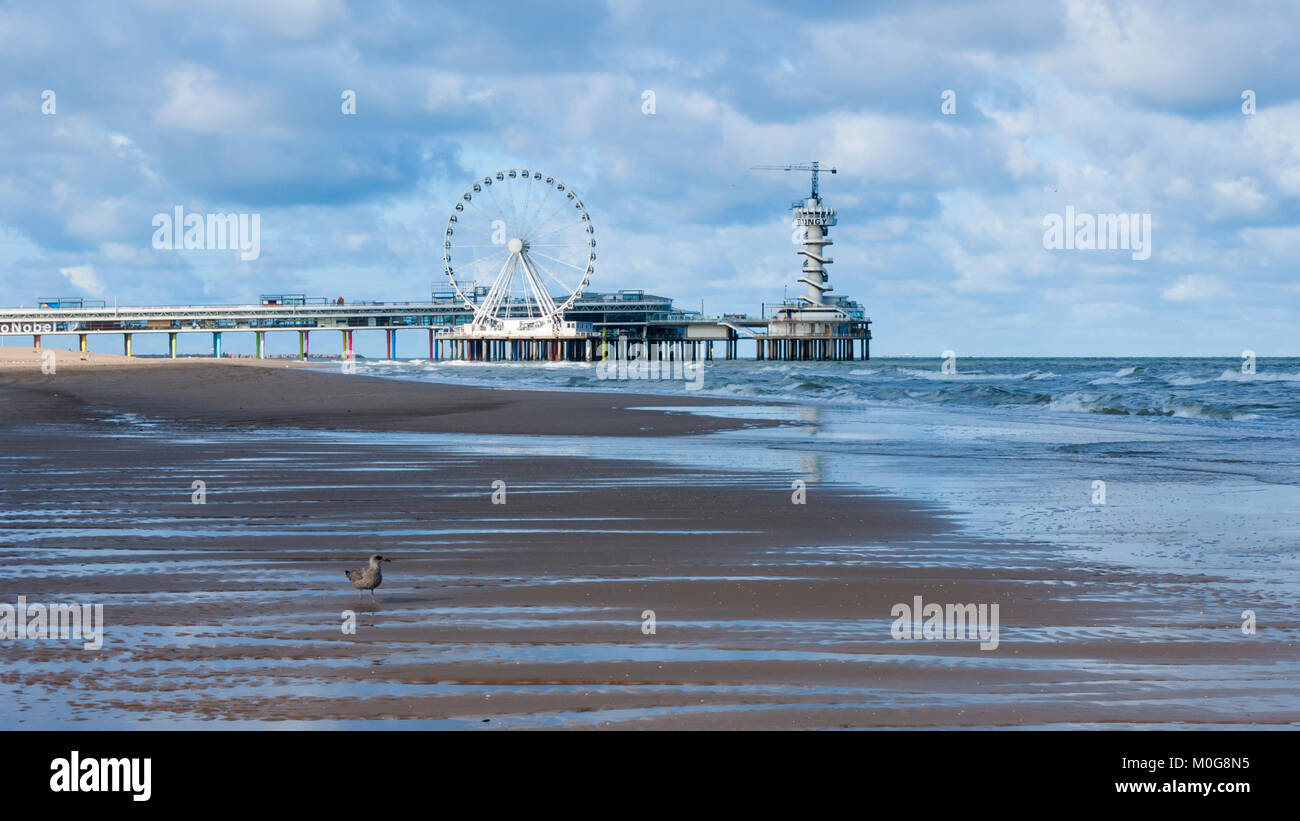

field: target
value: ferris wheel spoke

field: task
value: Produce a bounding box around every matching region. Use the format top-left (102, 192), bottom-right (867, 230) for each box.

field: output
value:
top-left (523, 195), bottom-right (575, 239)
top-left (501, 180), bottom-right (522, 238)
top-left (453, 222), bottom-right (495, 240)
top-left (452, 246), bottom-right (510, 271)
top-left (464, 196), bottom-right (505, 233)
top-left (525, 252), bottom-right (581, 297)
top-left (463, 260), bottom-right (508, 277)
top-left (518, 180), bottom-right (557, 238)
top-left (523, 198), bottom-right (574, 240)
top-left (516, 175), bottom-right (538, 237)
top-left (479, 184), bottom-right (515, 234)
top-left (531, 218), bottom-right (588, 242)
top-left (528, 249), bottom-right (589, 273)
top-left (497, 256), bottom-right (522, 316)
top-left (463, 191), bottom-right (499, 223)
top-left (483, 254), bottom-right (517, 322)
top-left (475, 253), bottom-right (514, 319)
top-left (502, 179), bottom-right (528, 238)
top-left (518, 253), bottom-right (560, 317)
top-left (480, 180), bottom-right (509, 220)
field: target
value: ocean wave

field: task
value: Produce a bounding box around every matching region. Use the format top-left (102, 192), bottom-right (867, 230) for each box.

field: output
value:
top-left (1090, 365), bottom-right (1138, 385)
top-left (349, 357), bottom-right (1300, 423)
top-left (1214, 369), bottom-right (1300, 383)
top-left (1166, 374), bottom-right (1213, 386)
top-left (1043, 391), bottom-right (1256, 420)
top-left (894, 367), bottom-right (1044, 382)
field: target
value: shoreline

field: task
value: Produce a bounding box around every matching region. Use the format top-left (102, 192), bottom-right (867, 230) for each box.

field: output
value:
top-left (0, 346), bottom-right (780, 438)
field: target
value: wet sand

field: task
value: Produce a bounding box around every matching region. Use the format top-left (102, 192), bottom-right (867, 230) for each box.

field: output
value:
top-left (1, 347), bottom-right (1295, 728)
top-left (0, 347), bottom-right (776, 437)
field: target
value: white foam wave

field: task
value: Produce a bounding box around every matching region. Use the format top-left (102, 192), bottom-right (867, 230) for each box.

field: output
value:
top-left (1046, 392), bottom-right (1100, 413)
top-left (1214, 369), bottom-right (1300, 383)
top-left (1166, 374), bottom-right (1213, 386)
top-left (895, 368), bottom-right (1042, 382)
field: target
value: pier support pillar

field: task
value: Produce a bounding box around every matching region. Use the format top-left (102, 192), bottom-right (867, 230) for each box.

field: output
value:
top-left (168, 332), bottom-right (177, 358)
top-left (213, 332), bottom-right (222, 358)
top-left (298, 331), bottom-right (306, 361)
top-left (78, 334), bottom-right (87, 353)
top-left (255, 331), bottom-right (265, 360)
top-left (123, 333), bottom-right (132, 357)
top-left (386, 329), bottom-right (394, 360)
top-left (33, 335), bottom-right (40, 349)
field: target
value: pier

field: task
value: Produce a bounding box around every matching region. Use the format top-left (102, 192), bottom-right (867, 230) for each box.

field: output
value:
top-left (0, 290), bottom-right (870, 361)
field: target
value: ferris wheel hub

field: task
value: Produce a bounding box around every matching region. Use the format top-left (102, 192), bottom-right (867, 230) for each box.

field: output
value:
top-left (507, 237), bottom-right (524, 254)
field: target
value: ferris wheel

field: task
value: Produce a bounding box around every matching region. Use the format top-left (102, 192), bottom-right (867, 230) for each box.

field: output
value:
top-left (443, 169), bottom-right (595, 336)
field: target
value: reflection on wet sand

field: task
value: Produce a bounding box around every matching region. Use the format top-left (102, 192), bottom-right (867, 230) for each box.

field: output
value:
top-left (2, 419), bottom-right (1296, 729)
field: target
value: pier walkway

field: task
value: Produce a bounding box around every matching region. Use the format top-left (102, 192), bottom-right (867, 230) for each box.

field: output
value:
top-left (0, 292), bottom-right (870, 361)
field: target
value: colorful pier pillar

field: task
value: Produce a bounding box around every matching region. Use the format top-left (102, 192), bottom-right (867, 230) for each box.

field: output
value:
top-left (168, 332), bottom-right (178, 358)
top-left (386, 328), bottom-right (394, 360)
top-left (255, 331), bottom-right (265, 359)
top-left (298, 330), bottom-right (306, 361)
top-left (123, 333), bottom-right (132, 357)
top-left (32, 335), bottom-right (40, 349)
top-left (78, 334), bottom-right (87, 353)
top-left (212, 331), bottom-right (222, 358)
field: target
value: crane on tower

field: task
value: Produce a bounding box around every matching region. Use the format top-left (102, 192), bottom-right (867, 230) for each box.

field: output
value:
top-left (749, 161), bottom-right (837, 199)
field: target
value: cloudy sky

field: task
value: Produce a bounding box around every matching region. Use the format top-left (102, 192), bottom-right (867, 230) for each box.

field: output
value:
top-left (2, 0), bottom-right (1298, 355)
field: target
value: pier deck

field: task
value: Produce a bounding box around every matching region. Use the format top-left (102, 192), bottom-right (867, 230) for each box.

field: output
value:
top-left (0, 292), bottom-right (870, 361)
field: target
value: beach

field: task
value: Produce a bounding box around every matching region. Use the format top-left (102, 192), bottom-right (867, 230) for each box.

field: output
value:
top-left (1, 347), bottom-right (1297, 728)
top-left (0, 348), bottom-right (774, 437)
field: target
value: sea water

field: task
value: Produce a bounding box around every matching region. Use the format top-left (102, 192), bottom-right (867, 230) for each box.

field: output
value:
top-left (339, 357), bottom-right (1300, 589)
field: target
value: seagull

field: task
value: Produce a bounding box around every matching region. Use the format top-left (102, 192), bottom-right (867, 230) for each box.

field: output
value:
top-left (345, 553), bottom-right (392, 603)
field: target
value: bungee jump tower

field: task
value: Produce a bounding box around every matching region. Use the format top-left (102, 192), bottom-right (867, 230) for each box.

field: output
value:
top-left (750, 161), bottom-right (871, 360)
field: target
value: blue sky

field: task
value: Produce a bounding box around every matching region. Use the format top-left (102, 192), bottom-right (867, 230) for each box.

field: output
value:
top-left (2, 0), bottom-right (1299, 355)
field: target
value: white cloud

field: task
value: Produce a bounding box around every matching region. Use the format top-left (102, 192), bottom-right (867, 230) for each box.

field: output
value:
top-left (232, 0), bottom-right (345, 38)
top-left (146, 0), bottom-right (345, 38)
top-left (64, 197), bottom-right (131, 242)
top-left (424, 72), bottom-right (497, 110)
top-left (154, 64), bottom-right (267, 134)
top-left (1211, 177), bottom-right (1269, 219)
top-left (1162, 274), bottom-right (1224, 302)
top-left (1068, 301), bottom-right (1143, 322)
top-left (1047, 0), bottom-right (1286, 107)
top-left (59, 265), bottom-right (105, 295)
